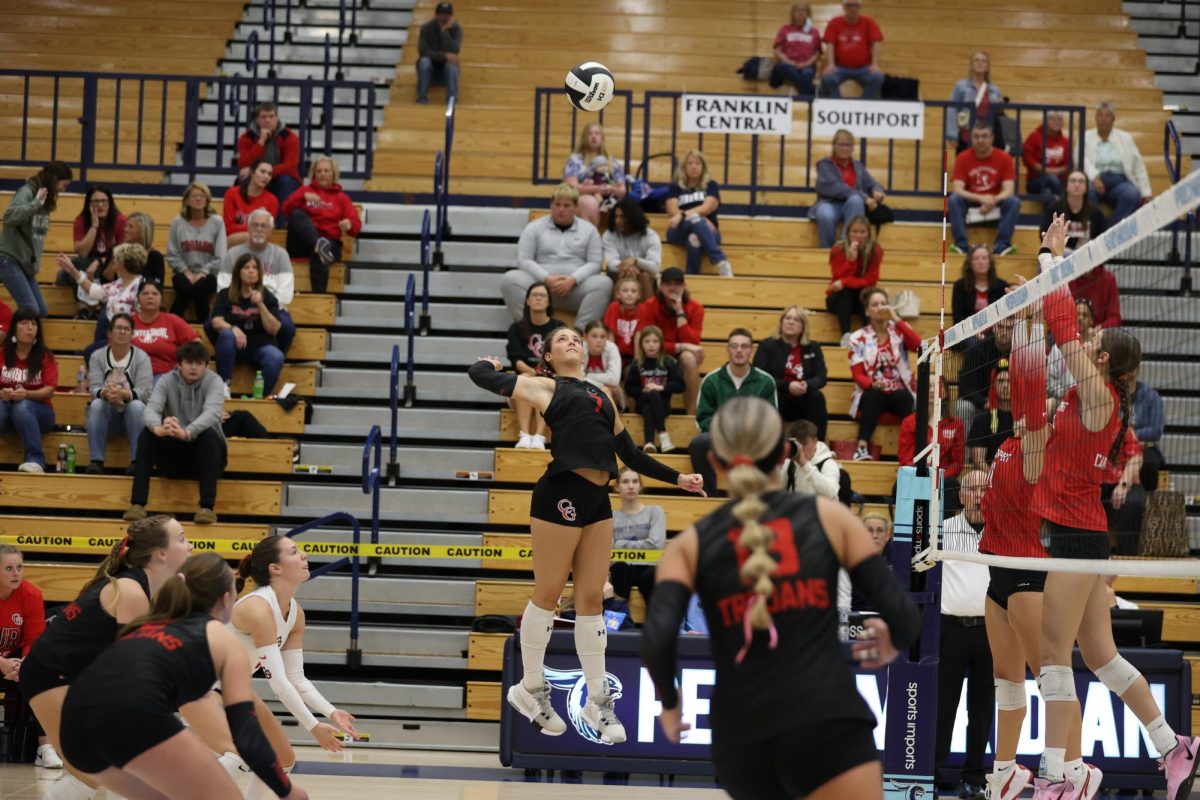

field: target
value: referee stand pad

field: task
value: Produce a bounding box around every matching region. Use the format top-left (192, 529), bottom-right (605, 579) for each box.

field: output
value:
top-left (884, 464), bottom-right (944, 799)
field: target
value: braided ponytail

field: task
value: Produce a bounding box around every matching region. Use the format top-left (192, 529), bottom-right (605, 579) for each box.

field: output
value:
top-left (1099, 329), bottom-right (1142, 464)
top-left (1108, 373), bottom-right (1133, 464)
top-left (729, 464), bottom-right (775, 631)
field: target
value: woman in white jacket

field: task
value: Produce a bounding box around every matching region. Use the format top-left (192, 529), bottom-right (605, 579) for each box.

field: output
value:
top-left (582, 320), bottom-right (624, 409)
top-left (1083, 102), bottom-right (1151, 226)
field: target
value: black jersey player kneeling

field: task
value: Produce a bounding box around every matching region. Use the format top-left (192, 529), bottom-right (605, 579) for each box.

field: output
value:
top-left (641, 396), bottom-right (922, 800)
top-left (59, 553), bottom-right (308, 800)
top-left (469, 326), bottom-right (705, 744)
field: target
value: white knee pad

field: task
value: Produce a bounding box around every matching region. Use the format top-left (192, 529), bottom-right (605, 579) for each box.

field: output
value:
top-left (521, 601), bottom-right (555, 649)
top-left (573, 614), bottom-right (607, 657)
top-left (1094, 654), bottom-right (1141, 697)
top-left (994, 678), bottom-right (1027, 712)
top-left (1037, 665), bottom-right (1077, 703)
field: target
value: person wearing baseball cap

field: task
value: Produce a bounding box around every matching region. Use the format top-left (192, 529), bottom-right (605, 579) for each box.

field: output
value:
top-left (637, 267), bottom-right (706, 414)
top-left (417, 2), bottom-right (462, 104)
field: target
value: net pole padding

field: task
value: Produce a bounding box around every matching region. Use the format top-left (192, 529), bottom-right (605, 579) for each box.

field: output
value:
top-left (934, 549), bottom-right (1200, 579)
top-left (939, 142), bottom-right (949, 335)
top-left (938, 167), bottom-right (1200, 350)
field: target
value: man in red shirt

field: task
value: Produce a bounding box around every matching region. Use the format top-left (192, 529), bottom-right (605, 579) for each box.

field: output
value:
top-left (819, 0), bottom-right (884, 99)
top-left (949, 121), bottom-right (1019, 256)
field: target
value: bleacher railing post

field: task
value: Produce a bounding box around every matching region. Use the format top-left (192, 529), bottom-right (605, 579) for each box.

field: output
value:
top-left (181, 79), bottom-right (202, 182)
top-left (403, 274), bottom-right (417, 408)
top-left (419, 209), bottom-right (432, 334)
top-left (432, 151), bottom-right (446, 269)
top-left (286, 511), bottom-right (363, 668)
top-left (78, 76), bottom-right (98, 183)
top-left (361, 426), bottom-right (382, 577)
top-left (387, 345), bottom-right (400, 486)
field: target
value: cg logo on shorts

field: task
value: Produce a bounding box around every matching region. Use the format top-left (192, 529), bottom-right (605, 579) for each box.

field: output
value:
top-left (558, 499), bottom-right (577, 522)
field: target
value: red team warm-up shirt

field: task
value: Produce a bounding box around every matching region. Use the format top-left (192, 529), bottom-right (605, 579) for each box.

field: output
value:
top-left (822, 15), bottom-right (883, 69)
top-left (132, 313), bottom-right (199, 375)
top-left (953, 148), bottom-right (1016, 196)
top-left (0, 581), bottom-right (46, 659)
top-left (603, 302), bottom-right (643, 359)
top-left (0, 352), bottom-right (59, 405)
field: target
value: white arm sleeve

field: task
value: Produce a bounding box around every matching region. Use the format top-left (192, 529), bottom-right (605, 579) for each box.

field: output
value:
top-left (253, 644), bottom-right (320, 731)
top-left (281, 649), bottom-right (336, 718)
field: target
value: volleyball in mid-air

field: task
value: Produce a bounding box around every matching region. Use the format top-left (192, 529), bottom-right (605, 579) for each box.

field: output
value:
top-left (564, 62), bottom-right (615, 112)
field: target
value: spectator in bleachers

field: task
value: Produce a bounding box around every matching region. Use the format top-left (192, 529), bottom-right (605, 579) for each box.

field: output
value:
top-left (839, 513), bottom-right (893, 611)
top-left (1084, 102), bottom-right (1151, 227)
top-left (416, 2), bottom-right (462, 105)
top-left (223, 160), bottom-right (279, 248)
top-left (0, 302), bottom-right (11, 339)
top-left (130, 279), bottom-right (199, 381)
top-left (688, 328), bottom-right (777, 495)
top-left (810, 129), bottom-right (887, 248)
top-left (209, 253), bottom-right (285, 397)
top-left (85, 312), bottom-right (153, 475)
top-left (819, 0), bottom-right (884, 99)
top-left (166, 181), bottom-right (226, 321)
top-left (1045, 299), bottom-right (1093, 403)
top-left (503, 184), bottom-right (610, 328)
top-left (63, 186), bottom-right (126, 319)
top-left (57, 242), bottom-right (148, 360)
top-left (0, 308), bottom-right (57, 473)
top-left (602, 198), bottom-right (659, 303)
top-left (582, 320), bottom-right (622, 406)
top-left (624, 325), bottom-right (684, 454)
top-left (945, 51), bottom-right (1003, 154)
top-left (899, 378), bottom-right (964, 508)
top-left (283, 156), bottom-right (361, 295)
top-left (949, 121), bottom-right (1019, 257)
top-left (1022, 110), bottom-right (1072, 198)
top-left (780, 419), bottom-right (839, 497)
top-left (638, 267), bottom-right (705, 414)
top-left (122, 212), bottom-right (165, 285)
top-left (753, 305), bottom-right (829, 439)
top-left (0, 161), bottom-right (73, 317)
top-left (218, 208), bottom-right (296, 355)
top-left (848, 287), bottom-right (919, 462)
top-left (1131, 371), bottom-right (1164, 492)
top-left (665, 150), bottom-right (733, 277)
top-left (604, 276), bottom-right (645, 366)
top-left (609, 467), bottom-right (665, 606)
top-left (825, 215), bottom-right (883, 344)
top-left (770, 2), bottom-right (822, 98)
top-left (236, 102), bottom-right (301, 210)
top-left (506, 282), bottom-right (563, 450)
top-left (956, 315), bottom-right (1013, 432)
top-left (1043, 170), bottom-right (1107, 253)
top-left (950, 245), bottom-right (1008, 349)
top-left (1068, 263), bottom-right (1121, 330)
top-left (966, 360), bottom-right (1013, 470)
top-left (0, 544), bottom-right (59, 769)
top-left (125, 340), bottom-right (226, 525)
top-left (564, 123), bottom-right (627, 227)
top-left (1102, 427), bottom-right (1146, 555)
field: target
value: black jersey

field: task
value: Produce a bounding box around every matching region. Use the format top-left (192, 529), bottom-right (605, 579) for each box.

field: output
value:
top-left (542, 376), bottom-right (618, 478)
top-left (24, 568), bottom-right (151, 681)
top-left (693, 492), bottom-right (875, 745)
top-left (64, 612), bottom-right (217, 715)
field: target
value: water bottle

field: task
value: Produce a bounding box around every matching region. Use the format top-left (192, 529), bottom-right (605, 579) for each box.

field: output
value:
top-left (252, 370), bottom-right (265, 400)
top-left (76, 364), bottom-right (87, 393)
top-left (56, 444), bottom-right (67, 473)
top-left (66, 444), bottom-right (76, 474)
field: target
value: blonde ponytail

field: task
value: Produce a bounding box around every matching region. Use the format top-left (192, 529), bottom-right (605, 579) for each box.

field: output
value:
top-left (729, 464), bottom-right (775, 631)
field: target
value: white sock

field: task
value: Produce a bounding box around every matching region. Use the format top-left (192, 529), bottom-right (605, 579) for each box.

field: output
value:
top-left (519, 600), bottom-right (555, 692)
top-left (573, 614), bottom-right (609, 700)
top-left (1040, 747), bottom-right (1066, 781)
top-left (1146, 715), bottom-right (1178, 755)
top-left (1065, 758), bottom-right (1084, 785)
top-left (43, 774), bottom-right (96, 800)
top-left (218, 750), bottom-right (247, 779)
top-left (245, 765), bottom-right (292, 800)
top-left (992, 759), bottom-right (1015, 778)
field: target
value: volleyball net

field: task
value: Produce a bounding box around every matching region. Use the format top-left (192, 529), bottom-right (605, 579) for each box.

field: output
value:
top-left (912, 168), bottom-right (1200, 579)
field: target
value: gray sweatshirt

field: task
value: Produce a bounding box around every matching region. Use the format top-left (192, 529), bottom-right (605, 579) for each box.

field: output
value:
top-left (218, 242), bottom-right (295, 307)
top-left (0, 179), bottom-right (51, 275)
top-left (166, 216), bottom-right (227, 276)
top-left (88, 345), bottom-right (154, 403)
top-left (143, 367), bottom-right (226, 442)
top-left (602, 228), bottom-right (662, 277)
top-left (516, 215), bottom-right (602, 285)
top-left (612, 504), bottom-right (666, 550)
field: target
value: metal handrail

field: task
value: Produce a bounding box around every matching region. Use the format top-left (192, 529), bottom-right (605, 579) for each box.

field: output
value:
top-left (440, 96), bottom-right (455, 240)
top-left (264, 0), bottom-right (278, 78)
top-left (387, 344), bottom-right (400, 485)
top-left (286, 511), bottom-right (363, 667)
top-left (403, 274), bottom-right (416, 408)
top-left (361, 425), bottom-right (383, 575)
top-left (433, 151), bottom-right (445, 269)
top-left (1163, 119), bottom-right (1194, 292)
top-left (1165, 119), bottom-right (1184, 183)
top-left (246, 31), bottom-right (260, 77)
top-left (419, 209), bottom-right (432, 334)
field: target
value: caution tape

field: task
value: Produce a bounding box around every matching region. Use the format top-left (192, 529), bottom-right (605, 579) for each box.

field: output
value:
top-left (0, 535), bottom-right (663, 563)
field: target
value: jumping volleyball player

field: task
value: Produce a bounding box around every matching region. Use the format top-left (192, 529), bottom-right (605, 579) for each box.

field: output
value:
top-left (19, 516), bottom-right (191, 800)
top-left (641, 396), bottom-right (921, 800)
top-left (469, 326), bottom-right (705, 743)
top-left (978, 233), bottom-right (1090, 800)
top-left (182, 535), bottom-right (358, 799)
top-left (58, 554), bottom-right (307, 799)
top-left (1033, 215), bottom-right (1199, 800)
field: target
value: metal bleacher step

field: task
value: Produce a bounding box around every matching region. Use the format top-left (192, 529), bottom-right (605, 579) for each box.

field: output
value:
top-left (338, 269), bottom-right (502, 299)
top-left (285, 483), bottom-right (490, 523)
top-left (317, 369), bottom-right (501, 404)
top-left (354, 239), bottom-right (517, 268)
top-left (254, 676), bottom-right (465, 718)
top-left (324, 333), bottom-right (505, 364)
top-left (1141, 361), bottom-right (1200, 393)
top-left (304, 623), bottom-right (469, 669)
top-left (297, 442), bottom-right (492, 479)
top-left (1124, 0), bottom-right (1200, 21)
top-left (236, 23), bottom-right (411, 48)
top-left (296, 572), bottom-right (475, 615)
top-left (219, 60), bottom-right (397, 83)
top-left (337, 301), bottom-right (511, 331)
top-left (1111, 262), bottom-right (1195, 292)
top-left (305, 406), bottom-right (498, 440)
top-left (226, 41), bottom-right (404, 67)
top-left (362, 204), bottom-right (528, 236)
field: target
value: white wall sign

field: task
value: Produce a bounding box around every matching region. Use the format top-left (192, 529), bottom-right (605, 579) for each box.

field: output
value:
top-left (680, 94), bottom-right (793, 135)
top-left (812, 99), bottom-right (925, 140)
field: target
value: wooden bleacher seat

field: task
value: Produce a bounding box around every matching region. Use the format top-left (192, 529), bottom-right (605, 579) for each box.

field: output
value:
top-left (0, 432), bottom-right (294, 475)
top-left (0, 473), bottom-right (281, 516)
top-left (40, 319), bottom-right (327, 362)
top-left (52, 393), bottom-right (306, 434)
top-left (53, 356), bottom-right (318, 395)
